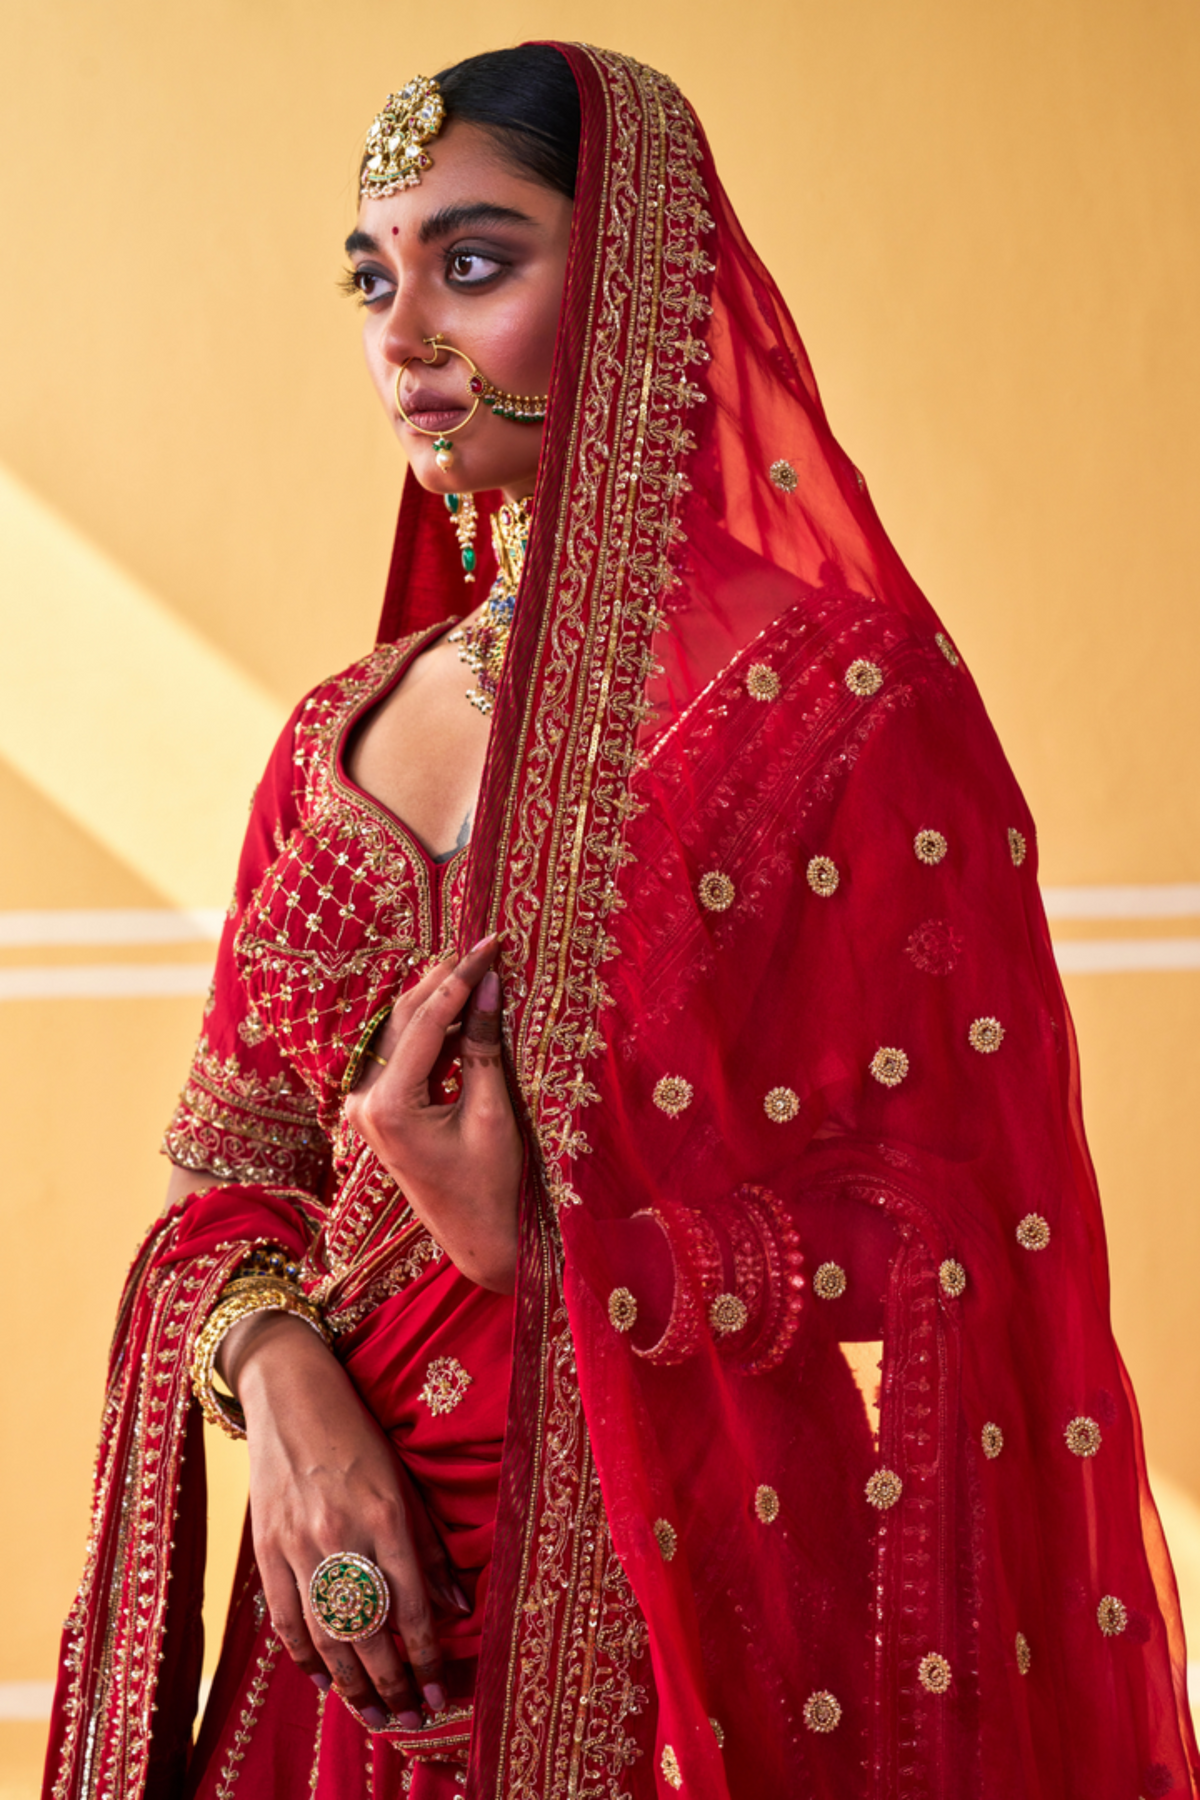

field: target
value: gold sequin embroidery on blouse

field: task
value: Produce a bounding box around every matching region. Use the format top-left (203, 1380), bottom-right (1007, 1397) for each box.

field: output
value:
top-left (1015, 1632), bottom-right (1032, 1675)
top-left (981, 1421), bottom-right (1004, 1459)
top-left (763, 1085), bottom-right (800, 1122)
top-left (709, 1293), bottom-right (749, 1335)
top-left (968, 1016), bottom-right (1005, 1054)
top-left (813, 1262), bottom-right (847, 1300)
top-left (1064, 1415), bottom-right (1102, 1457)
top-left (870, 1046), bottom-right (910, 1088)
top-left (934, 631), bottom-right (960, 667)
top-left (608, 1287), bottom-right (638, 1332)
top-left (845, 658), bottom-right (883, 698)
top-left (939, 1258), bottom-right (967, 1298)
top-left (709, 1717), bottom-right (725, 1748)
top-left (1097, 1594), bottom-right (1128, 1637)
top-left (1016, 1213), bottom-right (1051, 1251)
top-left (803, 1691), bottom-right (842, 1733)
top-left (1008, 826), bottom-right (1027, 866)
top-left (746, 662), bottom-right (781, 701)
top-left (865, 1468), bottom-right (903, 1510)
top-left (419, 1356), bottom-right (472, 1416)
top-left (755, 1483), bottom-right (781, 1523)
top-left (914, 828), bottom-right (948, 866)
top-left (697, 870), bottom-right (735, 912)
top-left (806, 854), bottom-right (839, 897)
top-left (769, 458), bottom-right (798, 492)
top-left (653, 1517), bottom-right (678, 1561)
top-left (918, 1652), bottom-right (952, 1694)
top-left (653, 1075), bottom-right (694, 1117)
top-left (661, 1745), bottom-right (683, 1789)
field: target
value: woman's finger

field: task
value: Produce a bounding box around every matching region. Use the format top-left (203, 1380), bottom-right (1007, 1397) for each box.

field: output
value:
top-left (370, 938), bottom-right (499, 1104)
top-left (258, 1550), bottom-right (327, 1684)
top-left (456, 969), bottom-right (511, 1122)
top-left (370, 1538), bottom-right (448, 1714)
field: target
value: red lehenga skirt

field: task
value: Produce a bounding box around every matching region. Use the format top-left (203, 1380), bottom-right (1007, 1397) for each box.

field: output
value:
top-left (186, 1258), bottom-right (514, 1799)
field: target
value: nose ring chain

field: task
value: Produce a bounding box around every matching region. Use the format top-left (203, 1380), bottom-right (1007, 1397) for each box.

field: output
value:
top-left (395, 334), bottom-right (549, 470)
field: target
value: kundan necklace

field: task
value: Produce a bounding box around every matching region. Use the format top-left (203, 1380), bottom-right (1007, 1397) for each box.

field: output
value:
top-left (447, 498), bottom-right (531, 716)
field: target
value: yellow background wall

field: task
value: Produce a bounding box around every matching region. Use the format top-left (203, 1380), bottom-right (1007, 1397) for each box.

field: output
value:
top-left (3, 0), bottom-right (1198, 1790)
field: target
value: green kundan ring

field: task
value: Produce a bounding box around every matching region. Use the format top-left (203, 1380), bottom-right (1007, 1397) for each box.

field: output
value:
top-left (309, 1552), bottom-right (391, 1643)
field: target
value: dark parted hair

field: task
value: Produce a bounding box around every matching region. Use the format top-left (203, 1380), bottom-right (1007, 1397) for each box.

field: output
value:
top-left (435, 46), bottom-right (582, 199)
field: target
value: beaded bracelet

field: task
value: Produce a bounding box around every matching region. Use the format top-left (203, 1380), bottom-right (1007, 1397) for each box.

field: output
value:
top-left (631, 1204), bottom-right (723, 1365)
top-left (190, 1279), bottom-right (330, 1439)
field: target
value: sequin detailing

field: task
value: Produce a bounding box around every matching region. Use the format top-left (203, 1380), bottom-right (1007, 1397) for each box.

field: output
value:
top-left (697, 870), bottom-right (735, 912)
top-left (746, 662), bottom-right (781, 701)
top-left (968, 1016), bottom-right (1005, 1054)
top-left (608, 1287), bottom-right (638, 1332)
top-left (653, 1518), bottom-right (678, 1561)
top-left (1016, 1213), bottom-right (1051, 1251)
top-left (935, 631), bottom-right (960, 667)
top-left (865, 1468), bottom-right (903, 1510)
top-left (763, 1085), bottom-right (800, 1122)
top-left (1015, 1632), bottom-right (1032, 1675)
top-left (709, 1717), bottom-right (725, 1748)
top-left (845, 658), bottom-right (883, 697)
top-left (653, 1075), bottom-right (694, 1116)
top-left (661, 1745), bottom-right (683, 1788)
top-left (806, 855), bottom-right (839, 897)
top-left (918, 1652), bottom-right (952, 1694)
top-left (913, 828), bottom-right (948, 866)
top-left (769, 458), bottom-right (798, 492)
top-left (1008, 827), bottom-right (1027, 866)
top-left (803, 1691), bottom-right (842, 1732)
top-left (1097, 1594), bottom-right (1128, 1637)
top-left (939, 1259), bottom-right (967, 1298)
top-left (981, 1421), bottom-right (1004, 1459)
top-left (709, 1293), bottom-right (749, 1335)
top-left (755, 1484), bottom-right (781, 1523)
top-left (813, 1262), bottom-right (847, 1300)
top-left (419, 1356), bottom-right (472, 1416)
top-left (870, 1046), bottom-right (910, 1087)
top-left (1064, 1416), bottom-right (1102, 1457)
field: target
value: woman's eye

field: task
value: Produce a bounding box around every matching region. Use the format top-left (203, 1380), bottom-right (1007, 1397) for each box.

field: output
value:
top-left (446, 250), bottom-right (503, 287)
top-left (351, 268), bottom-right (395, 307)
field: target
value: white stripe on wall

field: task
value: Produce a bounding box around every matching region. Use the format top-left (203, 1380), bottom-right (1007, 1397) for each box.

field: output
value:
top-left (1053, 938), bottom-right (1200, 975)
top-left (0, 1679), bottom-right (54, 1720)
top-left (0, 963), bottom-right (213, 1001)
top-left (1042, 884), bottom-right (1200, 919)
top-left (0, 908), bottom-right (224, 947)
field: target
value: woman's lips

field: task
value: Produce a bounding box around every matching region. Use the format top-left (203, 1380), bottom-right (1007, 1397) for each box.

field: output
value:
top-left (399, 386), bottom-right (470, 433)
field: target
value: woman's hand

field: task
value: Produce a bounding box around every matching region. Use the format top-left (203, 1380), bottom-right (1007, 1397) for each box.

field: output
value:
top-left (220, 1312), bottom-right (466, 1728)
top-left (343, 936), bottom-right (523, 1293)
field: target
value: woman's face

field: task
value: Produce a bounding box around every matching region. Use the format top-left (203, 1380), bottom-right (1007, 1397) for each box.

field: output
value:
top-left (346, 121), bottom-right (574, 502)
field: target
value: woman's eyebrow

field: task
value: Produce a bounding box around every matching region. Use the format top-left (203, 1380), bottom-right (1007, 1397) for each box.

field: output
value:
top-left (344, 229), bottom-right (379, 256)
top-left (417, 202), bottom-right (538, 244)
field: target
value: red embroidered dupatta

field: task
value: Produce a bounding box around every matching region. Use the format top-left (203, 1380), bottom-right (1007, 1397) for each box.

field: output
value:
top-left (45, 42), bottom-right (1198, 1800)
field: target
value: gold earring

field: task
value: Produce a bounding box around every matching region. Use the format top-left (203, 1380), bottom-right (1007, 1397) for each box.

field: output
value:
top-left (394, 336), bottom-right (483, 471)
top-left (444, 492), bottom-right (477, 582)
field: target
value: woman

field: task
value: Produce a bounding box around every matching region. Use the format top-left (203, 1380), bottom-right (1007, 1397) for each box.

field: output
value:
top-left (44, 41), bottom-right (1199, 1800)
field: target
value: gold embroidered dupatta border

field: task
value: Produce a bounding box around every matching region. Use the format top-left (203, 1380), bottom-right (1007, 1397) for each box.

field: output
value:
top-left (466, 47), bottom-right (713, 1800)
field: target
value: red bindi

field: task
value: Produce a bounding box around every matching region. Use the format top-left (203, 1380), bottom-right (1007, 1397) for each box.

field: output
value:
top-left (392, 226), bottom-right (399, 235)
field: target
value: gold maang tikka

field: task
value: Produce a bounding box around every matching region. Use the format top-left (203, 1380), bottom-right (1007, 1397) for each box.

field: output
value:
top-left (361, 77), bottom-right (445, 197)
top-left (447, 499), bottom-right (532, 714)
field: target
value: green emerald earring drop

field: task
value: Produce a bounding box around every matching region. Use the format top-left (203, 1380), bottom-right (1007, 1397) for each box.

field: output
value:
top-left (445, 492), bottom-right (478, 583)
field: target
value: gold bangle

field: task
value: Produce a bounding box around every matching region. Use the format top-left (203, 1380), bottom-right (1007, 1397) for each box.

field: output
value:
top-left (340, 1004), bottom-right (394, 1097)
top-left (190, 1285), bottom-right (329, 1440)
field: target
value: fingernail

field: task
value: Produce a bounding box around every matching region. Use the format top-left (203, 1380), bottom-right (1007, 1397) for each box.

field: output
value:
top-left (310, 1671), bottom-right (332, 1693)
top-left (470, 934), bottom-right (496, 953)
top-left (399, 1709), bottom-right (423, 1730)
top-left (451, 1582), bottom-right (471, 1614)
top-left (476, 971), bottom-right (500, 1011)
top-left (424, 1682), bottom-right (447, 1714)
top-left (362, 1703), bottom-right (388, 1731)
